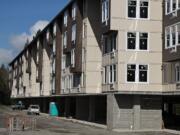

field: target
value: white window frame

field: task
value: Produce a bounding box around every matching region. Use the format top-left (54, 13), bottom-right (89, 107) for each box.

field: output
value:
top-left (53, 39), bottom-right (56, 54)
top-left (36, 68), bottom-right (39, 79)
top-left (165, 23), bottom-right (180, 49)
top-left (72, 3), bottom-right (77, 20)
top-left (126, 64), bottom-right (149, 83)
top-left (127, 0), bottom-right (150, 19)
top-left (72, 24), bottom-right (76, 43)
top-left (53, 23), bottom-right (57, 36)
top-left (102, 0), bottom-right (109, 23)
top-left (64, 11), bottom-right (68, 27)
top-left (109, 64), bottom-right (116, 84)
top-left (51, 77), bottom-right (55, 92)
top-left (127, 32), bottom-right (149, 51)
top-left (46, 30), bottom-right (50, 41)
top-left (62, 77), bottom-right (65, 90)
top-left (71, 49), bottom-right (75, 67)
top-left (63, 31), bottom-right (67, 48)
top-left (103, 66), bottom-right (107, 84)
top-left (52, 59), bottom-right (55, 74)
top-left (62, 55), bottom-right (66, 70)
top-left (165, 0), bottom-right (180, 15)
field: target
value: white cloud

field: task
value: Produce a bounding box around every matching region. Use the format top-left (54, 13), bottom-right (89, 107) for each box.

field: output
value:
top-left (9, 20), bottom-right (49, 51)
top-left (30, 20), bottom-right (49, 35)
top-left (9, 32), bottom-right (31, 50)
top-left (0, 48), bottom-right (14, 65)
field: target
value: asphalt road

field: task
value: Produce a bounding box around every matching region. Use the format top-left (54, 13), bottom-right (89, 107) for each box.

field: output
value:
top-left (0, 105), bottom-right (177, 135)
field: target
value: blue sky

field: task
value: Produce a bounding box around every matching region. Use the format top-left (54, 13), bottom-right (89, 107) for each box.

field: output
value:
top-left (0, 0), bottom-right (68, 65)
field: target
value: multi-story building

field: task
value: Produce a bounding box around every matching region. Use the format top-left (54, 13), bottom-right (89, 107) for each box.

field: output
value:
top-left (9, 0), bottom-right (170, 130)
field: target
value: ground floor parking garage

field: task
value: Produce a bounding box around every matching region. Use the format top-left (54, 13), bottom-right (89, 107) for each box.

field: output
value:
top-left (14, 93), bottom-right (180, 130)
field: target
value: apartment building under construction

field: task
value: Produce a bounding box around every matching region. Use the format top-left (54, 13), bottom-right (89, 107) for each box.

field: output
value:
top-left (9, 0), bottom-right (180, 130)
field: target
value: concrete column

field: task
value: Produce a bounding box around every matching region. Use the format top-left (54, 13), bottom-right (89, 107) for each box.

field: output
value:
top-left (133, 95), bottom-right (141, 130)
top-left (88, 96), bottom-right (95, 122)
top-left (107, 94), bottom-right (115, 130)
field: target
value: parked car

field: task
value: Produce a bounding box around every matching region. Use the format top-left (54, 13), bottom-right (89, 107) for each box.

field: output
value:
top-left (27, 105), bottom-right (40, 115)
top-left (11, 101), bottom-right (25, 110)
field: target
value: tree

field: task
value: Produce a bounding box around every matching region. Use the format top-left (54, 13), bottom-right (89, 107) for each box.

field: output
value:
top-left (0, 64), bottom-right (11, 105)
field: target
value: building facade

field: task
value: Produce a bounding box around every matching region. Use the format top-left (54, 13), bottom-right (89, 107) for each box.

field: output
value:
top-left (9, 0), bottom-right (180, 130)
top-left (162, 0), bottom-right (180, 129)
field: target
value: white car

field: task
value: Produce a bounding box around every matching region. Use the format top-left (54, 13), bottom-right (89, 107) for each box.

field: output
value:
top-left (27, 105), bottom-right (40, 115)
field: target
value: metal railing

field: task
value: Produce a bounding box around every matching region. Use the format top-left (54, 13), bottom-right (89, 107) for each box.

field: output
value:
top-left (0, 114), bottom-right (37, 132)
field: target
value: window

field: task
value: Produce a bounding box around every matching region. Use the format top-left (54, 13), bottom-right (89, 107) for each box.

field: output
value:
top-left (64, 12), bottom-right (68, 26)
top-left (166, 0), bottom-right (180, 14)
top-left (139, 65), bottom-right (148, 82)
top-left (104, 66), bottom-right (107, 84)
top-left (128, 0), bottom-right (149, 18)
top-left (36, 68), bottom-right (39, 78)
top-left (71, 49), bottom-right (75, 67)
top-left (127, 64), bottom-right (148, 83)
top-left (127, 32), bottom-right (148, 50)
top-left (140, 0), bottom-right (149, 18)
top-left (127, 32), bottom-right (136, 49)
top-left (103, 65), bottom-right (117, 84)
top-left (139, 33), bottom-right (148, 50)
top-left (72, 24), bottom-right (76, 43)
top-left (37, 40), bottom-right (40, 50)
top-left (52, 59), bottom-right (55, 73)
top-left (63, 31), bottom-right (67, 48)
top-left (73, 74), bottom-right (81, 87)
top-left (53, 23), bottom-right (57, 36)
top-left (165, 24), bottom-right (180, 49)
top-left (72, 3), bottom-right (76, 20)
top-left (172, 26), bottom-right (176, 46)
top-left (175, 64), bottom-right (180, 82)
top-left (104, 33), bottom-right (117, 54)
top-left (51, 77), bottom-right (55, 93)
top-left (102, 0), bottom-right (109, 23)
top-left (53, 39), bottom-right (56, 54)
top-left (165, 27), bottom-right (170, 48)
top-left (166, 0), bottom-right (171, 14)
top-left (177, 24), bottom-right (180, 44)
top-left (36, 52), bottom-right (39, 63)
top-left (46, 30), bottom-right (50, 41)
top-left (128, 0), bottom-right (137, 18)
top-left (127, 64), bottom-right (136, 82)
top-left (62, 77), bottom-right (65, 90)
top-left (62, 55), bottom-right (66, 70)
top-left (109, 65), bottom-right (117, 83)
top-left (83, 22), bottom-right (87, 38)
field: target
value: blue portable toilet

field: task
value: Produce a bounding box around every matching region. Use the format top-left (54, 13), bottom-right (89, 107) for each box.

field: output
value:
top-left (49, 102), bottom-right (59, 116)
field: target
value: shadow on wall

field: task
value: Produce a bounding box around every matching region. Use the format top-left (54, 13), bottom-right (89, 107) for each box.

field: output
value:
top-left (87, 0), bottom-right (102, 50)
